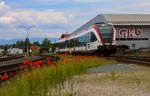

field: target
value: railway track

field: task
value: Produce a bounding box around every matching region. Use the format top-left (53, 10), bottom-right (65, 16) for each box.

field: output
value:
top-left (0, 55), bottom-right (60, 88)
top-left (0, 55), bottom-right (60, 74)
top-left (112, 56), bottom-right (150, 66)
top-left (0, 55), bottom-right (24, 62)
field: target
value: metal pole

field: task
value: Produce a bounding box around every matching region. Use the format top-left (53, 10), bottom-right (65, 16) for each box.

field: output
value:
top-left (26, 29), bottom-right (29, 56)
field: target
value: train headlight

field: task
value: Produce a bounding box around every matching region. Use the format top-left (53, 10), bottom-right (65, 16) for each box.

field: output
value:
top-left (112, 40), bottom-right (116, 44)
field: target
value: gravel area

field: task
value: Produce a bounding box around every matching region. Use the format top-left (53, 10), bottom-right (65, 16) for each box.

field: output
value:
top-left (61, 64), bottom-right (150, 96)
top-left (87, 63), bottom-right (142, 73)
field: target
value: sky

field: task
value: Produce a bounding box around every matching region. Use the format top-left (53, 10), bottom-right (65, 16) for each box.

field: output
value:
top-left (0, 0), bottom-right (150, 41)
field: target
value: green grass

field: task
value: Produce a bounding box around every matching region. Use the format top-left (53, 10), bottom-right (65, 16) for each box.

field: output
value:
top-left (0, 55), bottom-right (116, 96)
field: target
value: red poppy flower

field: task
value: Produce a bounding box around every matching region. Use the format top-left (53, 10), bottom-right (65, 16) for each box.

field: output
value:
top-left (46, 57), bottom-right (50, 60)
top-left (19, 71), bottom-right (22, 74)
top-left (47, 61), bottom-right (56, 66)
top-left (61, 58), bottom-right (65, 62)
top-left (18, 64), bottom-right (22, 67)
top-left (9, 72), bottom-right (14, 75)
top-left (13, 75), bottom-right (16, 77)
top-left (25, 67), bottom-right (28, 70)
top-left (32, 62), bottom-right (39, 67)
top-left (65, 61), bottom-right (69, 64)
top-left (29, 61), bottom-right (32, 64)
top-left (1, 75), bottom-right (9, 80)
top-left (23, 60), bottom-right (30, 65)
top-left (69, 60), bottom-right (73, 63)
top-left (45, 65), bottom-right (49, 67)
top-left (28, 67), bottom-right (34, 70)
top-left (37, 60), bottom-right (43, 65)
top-left (20, 65), bottom-right (25, 69)
top-left (26, 75), bottom-right (30, 78)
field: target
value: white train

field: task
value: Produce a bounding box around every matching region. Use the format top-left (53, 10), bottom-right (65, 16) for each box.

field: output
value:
top-left (55, 24), bottom-right (117, 55)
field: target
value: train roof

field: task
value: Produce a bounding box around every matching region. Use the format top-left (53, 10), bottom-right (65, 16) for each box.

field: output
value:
top-left (71, 14), bottom-right (150, 35)
top-left (56, 26), bottom-right (94, 43)
top-left (103, 14), bottom-right (150, 25)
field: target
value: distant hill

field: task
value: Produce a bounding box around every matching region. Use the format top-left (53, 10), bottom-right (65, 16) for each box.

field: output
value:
top-left (0, 37), bottom-right (57, 45)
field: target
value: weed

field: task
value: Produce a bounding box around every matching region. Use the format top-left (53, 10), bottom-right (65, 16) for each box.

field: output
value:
top-left (111, 70), bottom-right (116, 81)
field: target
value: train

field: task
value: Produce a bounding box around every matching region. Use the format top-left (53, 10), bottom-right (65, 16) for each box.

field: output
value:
top-left (55, 23), bottom-right (117, 55)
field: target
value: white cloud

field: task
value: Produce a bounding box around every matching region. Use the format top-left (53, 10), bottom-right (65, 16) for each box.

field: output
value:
top-left (0, 1), bottom-right (11, 15)
top-left (0, 1), bottom-right (10, 11)
top-left (0, 1), bottom-right (71, 40)
top-left (0, 9), bottom-right (68, 26)
top-left (0, 16), bottom-right (16, 24)
top-left (1, 0), bottom-right (150, 40)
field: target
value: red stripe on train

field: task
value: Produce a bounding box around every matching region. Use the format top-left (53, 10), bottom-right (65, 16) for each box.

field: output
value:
top-left (92, 25), bottom-right (105, 45)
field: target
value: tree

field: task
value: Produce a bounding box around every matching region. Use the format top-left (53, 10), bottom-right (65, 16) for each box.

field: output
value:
top-left (16, 40), bottom-right (25, 49)
top-left (41, 38), bottom-right (51, 47)
top-left (12, 44), bottom-right (16, 48)
top-left (33, 41), bottom-right (40, 46)
top-left (3, 45), bottom-right (8, 55)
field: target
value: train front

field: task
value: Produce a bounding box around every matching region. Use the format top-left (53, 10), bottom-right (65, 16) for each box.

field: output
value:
top-left (94, 24), bottom-right (116, 55)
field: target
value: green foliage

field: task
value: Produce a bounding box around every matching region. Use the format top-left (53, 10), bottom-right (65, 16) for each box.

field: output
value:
top-left (39, 47), bottom-right (49, 54)
top-left (0, 56), bottom-right (116, 96)
top-left (3, 45), bottom-right (8, 55)
top-left (32, 48), bottom-right (40, 55)
top-left (32, 41), bottom-right (40, 46)
top-left (41, 38), bottom-right (51, 47)
top-left (14, 38), bottom-right (31, 52)
top-left (16, 40), bottom-right (26, 49)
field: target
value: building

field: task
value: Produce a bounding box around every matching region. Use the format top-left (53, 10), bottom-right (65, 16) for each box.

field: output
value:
top-left (72, 14), bottom-right (150, 50)
top-left (0, 49), bottom-right (4, 54)
top-left (8, 48), bottom-right (23, 54)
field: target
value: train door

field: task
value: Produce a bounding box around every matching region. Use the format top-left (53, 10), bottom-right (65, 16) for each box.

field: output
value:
top-left (87, 32), bottom-right (98, 51)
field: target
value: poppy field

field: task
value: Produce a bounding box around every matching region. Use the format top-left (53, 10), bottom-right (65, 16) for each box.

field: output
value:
top-left (0, 55), bottom-right (116, 96)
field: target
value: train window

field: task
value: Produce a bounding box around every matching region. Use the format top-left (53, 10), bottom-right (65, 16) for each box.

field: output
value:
top-left (90, 32), bottom-right (97, 42)
top-left (97, 26), bottom-right (113, 43)
top-left (59, 41), bottom-right (65, 48)
top-left (70, 39), bottom-right (74, 47)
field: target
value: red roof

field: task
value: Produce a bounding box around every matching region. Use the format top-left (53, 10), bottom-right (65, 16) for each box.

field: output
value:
top-left (30, 45), bottom-right (40, 51)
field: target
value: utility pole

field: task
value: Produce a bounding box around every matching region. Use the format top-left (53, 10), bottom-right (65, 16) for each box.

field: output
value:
top-left (18, 25), bottom-right (35, 57)
top-left (26, 28), bottom-right (29, 56)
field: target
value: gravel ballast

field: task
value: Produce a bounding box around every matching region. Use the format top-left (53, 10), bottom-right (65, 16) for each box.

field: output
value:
top-left (87, 63), bottom-right (142, 73)
top-left (62, 66), bottom-right (150, 96)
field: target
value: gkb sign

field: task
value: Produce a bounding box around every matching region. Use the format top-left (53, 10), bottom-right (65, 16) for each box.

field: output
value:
top-left (119, 28), bottom-right (141, 38)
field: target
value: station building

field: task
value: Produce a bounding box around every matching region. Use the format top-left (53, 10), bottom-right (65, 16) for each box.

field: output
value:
top-left (72, 14), bottom-right (150, 50)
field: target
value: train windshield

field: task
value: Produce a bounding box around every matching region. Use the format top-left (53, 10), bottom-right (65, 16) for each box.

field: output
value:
top-left (97, 26), bottom-right (113, 43)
